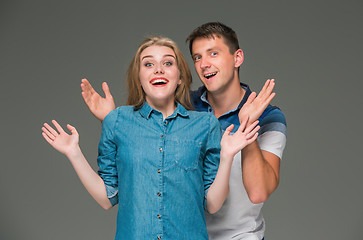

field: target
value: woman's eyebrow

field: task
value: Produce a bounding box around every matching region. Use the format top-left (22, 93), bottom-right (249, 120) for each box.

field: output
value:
top-left (141, 54), bottom-right (176, 60)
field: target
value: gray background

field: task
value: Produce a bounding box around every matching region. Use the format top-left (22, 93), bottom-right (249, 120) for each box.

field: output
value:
top-left (1, 0), bottom-right (362, 239)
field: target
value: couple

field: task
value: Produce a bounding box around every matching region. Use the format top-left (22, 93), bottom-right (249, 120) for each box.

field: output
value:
top-left (42, 22), bottom-right (286, 240)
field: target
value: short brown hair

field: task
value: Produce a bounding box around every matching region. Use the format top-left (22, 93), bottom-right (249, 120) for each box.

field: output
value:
top-left (186, 22), bottom-right (240, 55)
top-left (126, 36), bottom-right (193, 110)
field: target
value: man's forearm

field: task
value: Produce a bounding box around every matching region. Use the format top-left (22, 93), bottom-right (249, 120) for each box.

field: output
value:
top-left (241, 141), bottom-right (280, 204)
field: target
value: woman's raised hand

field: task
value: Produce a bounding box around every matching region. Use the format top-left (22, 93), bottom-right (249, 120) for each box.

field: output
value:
top-left (81, 78), bottom-right (115, 122)
top-left (220, 116), bottom-right (260, 159)
top-left (42, 120), bottom-right (80, 157)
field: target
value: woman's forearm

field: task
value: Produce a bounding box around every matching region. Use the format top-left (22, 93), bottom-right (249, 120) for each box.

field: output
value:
top-left (66, 147), bottom-right (112, 210)
top-left (206, 151), bottom-right (233, 214)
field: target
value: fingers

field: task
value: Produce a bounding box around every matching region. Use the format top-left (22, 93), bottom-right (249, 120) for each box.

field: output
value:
top-left (257, 79), bottom-right (275, 100)
top-left (246, 91), bottom-right (256, 104)
top-left (245, 123), bottom-right (260, 140)
top-left (244, 120), bottom-right (259, 134)
top-left (42, 132), bottom-right (54, 144)
top-left (43, 122), bottom-right (58, 136)
top-left (81, 79), bottom-right (92, 103)
top-left (42, 125), bottom-right (56, 140)
top-left (81, 78), bottom-right (96, 94)
top-left (67, 124), bottom-right (78, 136)
top-left (102, 82), bottom-right (113, 99)
top-left (52, 120), bottom-right (65, 133)
top-left (237, 116), bottom-right (249, 132)
top-left (247, 132), bottom-right (259, 144)
top-left (223, 124), bottom-right (235, 137)
top-left (264, 79), bottom-right (275, 98)
top-left (81, 78), bottom-right (99, 105)
top-left (266, 92), bottom-right (276, 104)
top-left (236, 118), bottom-right (259, 140)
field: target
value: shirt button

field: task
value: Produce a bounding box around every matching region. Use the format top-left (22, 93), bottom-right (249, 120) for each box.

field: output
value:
top-left (160, 134), bottom-right (163, 138)
top-left (159, 147), bottom-right (162, 152)
top-left (157, 236), bottom-right (162, 240)
top-left (157, 214), bottom-right (161, 219)
top-left (157, 192), bottom-right (161, 196)
top-left (157, 169), bottom-right (161, 173)
top-left (165, 120), bottom-right (168, 125)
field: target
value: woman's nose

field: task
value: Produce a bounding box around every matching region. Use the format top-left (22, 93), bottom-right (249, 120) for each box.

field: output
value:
top-left (154, 64), bottom-right (164, 74)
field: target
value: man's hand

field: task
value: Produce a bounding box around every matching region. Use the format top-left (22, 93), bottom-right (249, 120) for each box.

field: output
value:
top-left (81, 78), bottom-right (116, 122)
top-left (238, 79), bottom-right (276, 126)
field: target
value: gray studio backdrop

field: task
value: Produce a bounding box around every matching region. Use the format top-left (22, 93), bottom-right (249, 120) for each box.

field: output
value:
top-left (1, 0), bottom-right (362, 239)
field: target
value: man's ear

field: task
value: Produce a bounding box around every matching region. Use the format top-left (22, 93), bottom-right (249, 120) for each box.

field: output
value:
top-left (234, 49), bottom-right (244, 68)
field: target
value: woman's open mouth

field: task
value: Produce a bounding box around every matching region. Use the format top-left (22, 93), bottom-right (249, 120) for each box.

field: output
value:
top-left (150, 77), bottom-right (169, 87)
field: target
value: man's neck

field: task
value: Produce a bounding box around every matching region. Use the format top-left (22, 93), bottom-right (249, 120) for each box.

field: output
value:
top-left (207, 79), bottom-right (245, 119)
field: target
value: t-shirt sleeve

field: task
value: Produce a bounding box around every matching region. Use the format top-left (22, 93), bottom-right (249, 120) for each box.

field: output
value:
top-left (257, 106), bottom-right (287, 159)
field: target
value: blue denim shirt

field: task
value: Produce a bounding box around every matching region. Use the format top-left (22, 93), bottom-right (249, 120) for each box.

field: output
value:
top-left (97, 102), bottom-right (221, 240)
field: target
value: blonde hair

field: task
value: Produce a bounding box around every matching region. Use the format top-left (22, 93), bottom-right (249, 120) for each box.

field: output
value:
top-left (126, 36), bottom-right (193, 110)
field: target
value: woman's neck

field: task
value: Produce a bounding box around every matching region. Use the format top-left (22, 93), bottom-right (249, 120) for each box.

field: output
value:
top-left (146, 98), bottom-right (176, 120)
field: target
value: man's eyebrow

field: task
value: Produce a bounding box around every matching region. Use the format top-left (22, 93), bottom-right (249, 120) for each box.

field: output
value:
top-left (192, 47), bottom-right (221, 57)
top-left (191, 53), bottom-right (199, 59)
top-left (141, 54), bottom-right (176, 60)
top-left (207, 47), bottom-right (221, 52)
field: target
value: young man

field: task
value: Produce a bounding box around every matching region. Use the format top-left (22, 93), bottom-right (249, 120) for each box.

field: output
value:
top-left (81, 22), bottom-right (286, 240)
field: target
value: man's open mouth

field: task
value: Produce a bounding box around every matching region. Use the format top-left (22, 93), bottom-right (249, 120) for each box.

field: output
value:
top-left (204, 72), bottom-right (217, 79)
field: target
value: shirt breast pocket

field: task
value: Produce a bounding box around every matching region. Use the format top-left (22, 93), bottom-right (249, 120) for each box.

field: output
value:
top-left (167, 139), bottom-right (202, 171)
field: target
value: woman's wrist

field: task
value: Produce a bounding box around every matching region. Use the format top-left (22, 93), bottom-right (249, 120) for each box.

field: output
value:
top-left (219, 149), bottom-right (235, 164)
top-left (65, 145), bottom-right (82, 160)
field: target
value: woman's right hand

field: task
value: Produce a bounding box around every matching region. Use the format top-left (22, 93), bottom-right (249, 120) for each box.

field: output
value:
top-left (81, 78), bottom-right (115, 122)
top-left (42, 120), bottom-right (80, 157)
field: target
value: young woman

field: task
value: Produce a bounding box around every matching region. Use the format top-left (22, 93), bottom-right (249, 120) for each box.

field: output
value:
top-left (42, 36), bottom-right (259, 239)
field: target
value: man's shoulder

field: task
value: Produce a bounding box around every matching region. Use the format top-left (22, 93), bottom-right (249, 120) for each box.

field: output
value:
top-left (258, 105), bottom-right (287, 135)
top-left (260, 105), bottom-right (286, 124)
top-left (190, 86), bottom-right (207, 110)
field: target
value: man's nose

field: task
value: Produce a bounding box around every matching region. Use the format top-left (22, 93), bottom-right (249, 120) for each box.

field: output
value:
top-left (200, 57), bottom-right (211, 69)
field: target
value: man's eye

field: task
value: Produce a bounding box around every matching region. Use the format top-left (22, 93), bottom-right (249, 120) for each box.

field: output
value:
top-left (211, 52), bottom-right (217, 56)
top-left (194, 56), bottom-right (201, 61)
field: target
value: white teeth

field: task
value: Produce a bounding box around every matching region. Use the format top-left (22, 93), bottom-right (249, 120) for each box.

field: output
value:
top-left (151, 79), bottom-right (168, 85)
top-left (204, 72), bottom-right (217, 79)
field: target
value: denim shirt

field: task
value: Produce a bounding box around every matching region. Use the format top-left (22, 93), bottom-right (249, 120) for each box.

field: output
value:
top-left (97, 102), bottom-right (221, 240)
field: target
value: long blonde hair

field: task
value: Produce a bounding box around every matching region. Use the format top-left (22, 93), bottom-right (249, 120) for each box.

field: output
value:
top-left (126, 36), bottom-right (193, 110)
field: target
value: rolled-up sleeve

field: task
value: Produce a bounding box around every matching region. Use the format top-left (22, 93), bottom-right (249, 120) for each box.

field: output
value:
top-left (203, 115), bottom-right (221, 209)
top-left (97, 109), bottom-right (119, 206)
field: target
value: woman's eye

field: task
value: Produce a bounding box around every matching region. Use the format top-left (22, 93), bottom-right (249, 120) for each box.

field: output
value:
top-left (164, 61), bottom-right (173, 66)
top-left (144, 63), bottom-right (153, 67)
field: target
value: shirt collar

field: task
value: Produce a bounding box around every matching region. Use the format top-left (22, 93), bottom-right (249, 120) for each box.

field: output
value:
top-left (200, 82), bottom-right (252, 114)
top-left (138, 102), bottom-right (189, 119)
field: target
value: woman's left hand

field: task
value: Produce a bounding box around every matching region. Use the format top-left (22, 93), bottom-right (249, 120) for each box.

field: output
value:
top-left (220, 116), bottom-right (260, 159)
